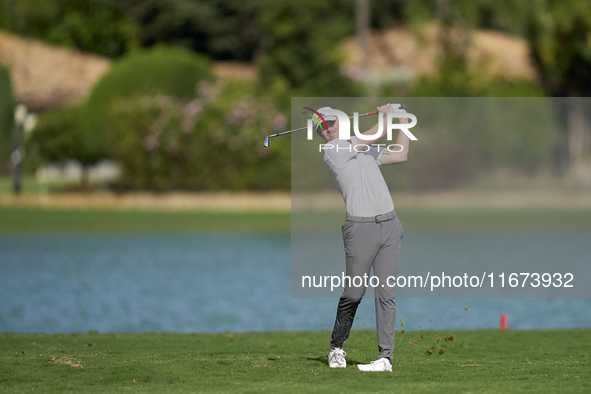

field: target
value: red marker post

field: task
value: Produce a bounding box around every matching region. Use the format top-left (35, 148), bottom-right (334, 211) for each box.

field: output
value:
top-left (500, 313), bottom-right (507, 330)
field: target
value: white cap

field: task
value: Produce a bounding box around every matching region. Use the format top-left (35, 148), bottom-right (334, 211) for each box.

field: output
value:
top-left (313, 106), bottom-right (337, 130)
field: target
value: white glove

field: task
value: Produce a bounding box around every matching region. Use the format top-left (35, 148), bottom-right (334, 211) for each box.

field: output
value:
top-left (388, 103), bottom-right (407, 114)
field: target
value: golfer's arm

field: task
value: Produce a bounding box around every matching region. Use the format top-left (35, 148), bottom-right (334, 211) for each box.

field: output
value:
top-left (379, 117), bottom-right (409, 165)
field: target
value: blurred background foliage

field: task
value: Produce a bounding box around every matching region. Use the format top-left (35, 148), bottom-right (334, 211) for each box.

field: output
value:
top-left (1, 0), bottom-right (590, 191)
top-left (25, 105), bottom-right (82, 172)
top-left (80, 46), bottom-right (214, 168)
top-left (104, 81), bottom-right (289, 190)
top-left (256, 0), bottom-right (363, 99)
top-left (0, 66), bottom-right (15, 164)
top-left (0, 0), bottom-right (138, 58)
top-left (116, 0), bottom-right (262, 62)
top-left (403, 0), bottom-right (591, 97)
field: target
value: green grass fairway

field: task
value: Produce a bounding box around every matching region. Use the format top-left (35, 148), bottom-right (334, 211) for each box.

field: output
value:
top-left (1, 329), bottom-right (589, 393)
top-left (0, 176), bottom-right (43, 195)
top-left (0, 207), bottom-right (290, 233)
top-left (3, 206), bottom-right (591, 233)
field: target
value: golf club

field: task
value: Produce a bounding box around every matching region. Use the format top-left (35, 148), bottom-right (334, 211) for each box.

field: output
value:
top-left (263, 104), bottom-right (406, 147)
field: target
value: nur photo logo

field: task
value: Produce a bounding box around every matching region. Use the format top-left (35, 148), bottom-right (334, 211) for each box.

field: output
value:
top-left (262, 103), bottom-right (417, 148)
top-left (301, 104), bottom-right (418, 153)
top-left (302, 105), bottom-right (418, 142)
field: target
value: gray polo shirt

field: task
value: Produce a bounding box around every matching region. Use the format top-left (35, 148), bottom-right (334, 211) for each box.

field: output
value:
top-left (322, 137), bottom-right (394, 217)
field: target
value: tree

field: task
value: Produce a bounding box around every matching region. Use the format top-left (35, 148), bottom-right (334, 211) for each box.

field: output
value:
top-left (117, 0), bottom-right (263, 61)
top-left (0, 66), bottom-right (15, 165)
top-left (0, 0), bottom-right (138, 58)
top-left (491, 0), bottom-right (591, 170)
top-left (256, 0), bottom-right (362, 98)
top-left (402, 0), bottom-right (591, 173)
top-left (25, 106), bottom-right (97, 188)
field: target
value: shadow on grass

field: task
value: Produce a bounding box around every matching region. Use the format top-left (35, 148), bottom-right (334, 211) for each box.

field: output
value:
top-left (306, 355), bottom-right (365, 366)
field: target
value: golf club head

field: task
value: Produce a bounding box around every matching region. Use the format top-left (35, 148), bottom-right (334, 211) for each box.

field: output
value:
top-left (263, 135), bottom-right (271, 147)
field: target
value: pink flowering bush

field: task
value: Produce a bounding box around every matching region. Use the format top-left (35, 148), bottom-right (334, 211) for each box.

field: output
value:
top-left (105, 80), bottom-right (290, 190)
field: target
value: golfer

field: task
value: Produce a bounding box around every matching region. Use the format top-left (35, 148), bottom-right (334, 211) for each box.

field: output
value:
top-left (316, 104), bottom-right (410, 372)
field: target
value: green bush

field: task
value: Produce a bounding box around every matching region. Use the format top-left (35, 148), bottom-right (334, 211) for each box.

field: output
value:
top-left (105, 80), bottom-right (290, 191)
top-left (81, 46), bottom-right (214, 164)
top-left (0, 66), bottom-right (15, 162)
top-left (24, 105), bottom-right (81, 171)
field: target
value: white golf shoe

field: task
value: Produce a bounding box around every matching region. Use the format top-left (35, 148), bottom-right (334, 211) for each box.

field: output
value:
top-left (357, 358), bottom-right (392, 372)
top-left (328, 347), bottom-right (346, 368)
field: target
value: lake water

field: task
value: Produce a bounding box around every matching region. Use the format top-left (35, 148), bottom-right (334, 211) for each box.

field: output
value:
top-left (1, 233), bottom-right (590, 333)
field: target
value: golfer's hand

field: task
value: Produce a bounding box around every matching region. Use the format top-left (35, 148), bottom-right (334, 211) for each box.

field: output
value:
top-left (389, 103), bottom-right (408, 123)
top-left (377, 104), bottom-right (394, 114)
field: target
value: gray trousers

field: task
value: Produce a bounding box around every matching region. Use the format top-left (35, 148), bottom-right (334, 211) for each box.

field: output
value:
top-left (330, 211), bottom-right (403, 362)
